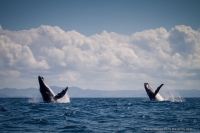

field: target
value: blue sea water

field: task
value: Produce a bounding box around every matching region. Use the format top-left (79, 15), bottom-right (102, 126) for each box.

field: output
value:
top-left (0, 98), bottom-right (200, 133)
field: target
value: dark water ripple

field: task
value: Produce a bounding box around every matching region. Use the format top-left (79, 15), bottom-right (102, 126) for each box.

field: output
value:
top-left (0, 98), bottom-right (199, 132)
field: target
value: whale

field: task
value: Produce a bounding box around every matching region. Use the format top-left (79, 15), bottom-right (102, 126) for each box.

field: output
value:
top-left (38, 76), bottom-right (68, 102)
top-left (144, 83), bottom-right (164, 101)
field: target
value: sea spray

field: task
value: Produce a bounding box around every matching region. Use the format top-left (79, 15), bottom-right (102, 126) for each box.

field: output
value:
top-left (57, 93), bottom-right (70, 103)
top-left (161, 90), bottom-right (185, 102)
top-left (28, 94), bottom-right (70, 103)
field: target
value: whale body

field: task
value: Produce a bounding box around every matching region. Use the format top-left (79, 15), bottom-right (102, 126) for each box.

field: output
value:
top-left (144, 83), bottom-right (164, 101)
top-left (38, 76), bottom-right (68, 102)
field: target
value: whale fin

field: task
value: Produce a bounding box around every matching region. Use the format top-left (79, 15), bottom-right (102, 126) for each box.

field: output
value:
top-left (54, 87), bottom-right (68, 100)
top-left (155, 84), bottom-right (164, 96)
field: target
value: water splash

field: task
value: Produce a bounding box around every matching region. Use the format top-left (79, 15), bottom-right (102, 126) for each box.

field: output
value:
top-left (57, 93), bottom-right (70, 103)
top-left (28, 94), bottom-right (70, 103)
top-left (162, 91), bottom-right (185, 102)
top-left (169, 92), bottom-right (185, 102)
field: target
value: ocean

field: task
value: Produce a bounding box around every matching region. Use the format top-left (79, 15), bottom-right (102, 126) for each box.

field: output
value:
top-left (0, 97), bottom-right (199, 133)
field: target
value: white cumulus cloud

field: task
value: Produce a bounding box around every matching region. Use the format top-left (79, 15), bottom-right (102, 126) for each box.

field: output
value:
top-left (0, 25), bottom-right (199, 90)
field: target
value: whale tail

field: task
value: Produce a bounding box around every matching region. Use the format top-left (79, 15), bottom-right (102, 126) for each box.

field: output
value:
top-left (154, 84), bottom-right (164, 96)
top-left (54, 87), bottom-right (68, 101)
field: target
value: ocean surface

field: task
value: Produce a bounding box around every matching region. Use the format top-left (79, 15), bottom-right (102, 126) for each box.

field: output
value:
top-left (0, 97), bottom-right (199, 133)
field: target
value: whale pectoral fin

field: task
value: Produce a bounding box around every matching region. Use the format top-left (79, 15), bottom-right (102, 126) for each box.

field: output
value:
top-left (155, 84), bottom-right (164, 96)
top-left (54, 87), bottom-right (68, 100)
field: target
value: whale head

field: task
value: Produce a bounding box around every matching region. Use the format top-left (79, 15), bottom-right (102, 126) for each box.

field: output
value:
top-left (144, 83), bottom-right (149, 91)
top-left (144, 83), bottom-right (154, 100)
top-left (38, 76), bottom-right (44, 86)
top-left (38, 76), bottom-right (55, 102)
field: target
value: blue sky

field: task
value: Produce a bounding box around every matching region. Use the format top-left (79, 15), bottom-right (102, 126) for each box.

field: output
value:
top-left (1, 0), bottom-right (200, 35)
top-left (0, 0), bottom-right (200, 91)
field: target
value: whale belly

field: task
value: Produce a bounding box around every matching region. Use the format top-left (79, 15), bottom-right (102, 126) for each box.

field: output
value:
top-left (155, 93), bottom-right (164, 101)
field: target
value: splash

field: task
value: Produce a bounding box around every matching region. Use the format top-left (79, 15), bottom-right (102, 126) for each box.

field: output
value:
top-left (57, 93), bottom-right (70, 103)
top-left (162, 91), bottom-right (185, 102)
top-left (169, 91), bottom-right (185, 102)
top-left (28, 94), bottom-right (70, 103)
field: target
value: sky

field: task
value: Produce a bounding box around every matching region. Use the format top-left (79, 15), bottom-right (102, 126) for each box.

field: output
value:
top-left (0, 0), bottom-right (200, 90)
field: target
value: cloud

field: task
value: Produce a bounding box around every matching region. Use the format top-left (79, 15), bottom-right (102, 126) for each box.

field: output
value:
top-left (0, 70), bottom-right (20, 77)
top-left (0, 25), bottom-right (200, 90)
top-left (169, 25), bottom-right (200, 55)
top-left (0, 35), bottom-right (49, 70)
top-left (58, 71), bottom-right (80, 82)
top-left (165, 71), bottom-right (197, 78)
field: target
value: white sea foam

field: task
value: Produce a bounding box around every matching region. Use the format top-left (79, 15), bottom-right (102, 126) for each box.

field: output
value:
top-left (162, 90), bottom-right (185, 102)
top-left (28, 93), bottom-right (70, 103)
top-left (57, 93), bottom-right (70, 103)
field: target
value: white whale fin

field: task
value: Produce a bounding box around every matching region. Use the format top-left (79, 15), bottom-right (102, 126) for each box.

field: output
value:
top-left (155, 84), bottom-right (164, 96)
top-left (54, 87), bottom-right (68, 100)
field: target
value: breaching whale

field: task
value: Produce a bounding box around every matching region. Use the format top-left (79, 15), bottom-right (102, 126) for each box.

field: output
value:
top-left (38, 76), bottom-right (68, 102)
top-left (144, 83), bottom-right (164, 101)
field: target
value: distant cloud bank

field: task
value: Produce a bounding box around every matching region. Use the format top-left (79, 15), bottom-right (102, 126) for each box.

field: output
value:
top-left (0, 25), bottom-right (200, 90)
